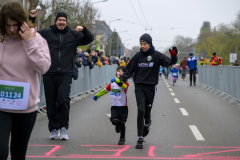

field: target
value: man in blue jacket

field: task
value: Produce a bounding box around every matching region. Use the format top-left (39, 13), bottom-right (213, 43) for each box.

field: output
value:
top-left (186, 53), bottom-right (198, 86)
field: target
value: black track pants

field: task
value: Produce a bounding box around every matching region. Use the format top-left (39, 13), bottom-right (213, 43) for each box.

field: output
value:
top-left (0, 111), bottom-right (37, 160)
top-left (189, 69), bottom-right (196, 84)
top-left (135, 84), bottom-right (156, 137)
top-left (43, 75), bottom-right (72, 132)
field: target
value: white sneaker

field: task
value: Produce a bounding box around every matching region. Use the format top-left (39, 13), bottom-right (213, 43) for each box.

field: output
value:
top-left (49, 129), bottom-right (59, 139)
top-left (59, 127), bottom-right (69, 140)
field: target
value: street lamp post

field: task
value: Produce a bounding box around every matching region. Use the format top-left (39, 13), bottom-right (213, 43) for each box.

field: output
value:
top-left (91, 0), bottom-right (107, 23)
top-left (90, 0), bottom-right (107, 49)
top-left (108, 19), bottom-right (121, 56)
top-left (36, 2), bottom-right (41, 31)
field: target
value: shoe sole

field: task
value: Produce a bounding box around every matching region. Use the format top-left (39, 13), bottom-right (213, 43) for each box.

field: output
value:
top-left (118, 142), bottom-right (125, 145)
top-left (135, 145), bottom-right (143, 149)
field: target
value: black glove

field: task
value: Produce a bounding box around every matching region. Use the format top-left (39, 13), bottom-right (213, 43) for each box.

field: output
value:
top-left (116, 82), bottom-right (123, 87)
top-left (119, 76), bottom-right (127, 83)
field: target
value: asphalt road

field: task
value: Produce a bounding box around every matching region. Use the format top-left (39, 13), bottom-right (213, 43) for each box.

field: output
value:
top-left (9, 75), bottom-right (240, 159)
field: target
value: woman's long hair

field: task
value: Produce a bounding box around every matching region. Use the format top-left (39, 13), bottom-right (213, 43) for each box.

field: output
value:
top-left (0, 1), bottom-right (28, 42)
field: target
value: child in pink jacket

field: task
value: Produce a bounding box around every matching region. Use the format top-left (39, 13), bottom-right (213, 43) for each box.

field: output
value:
top-left (0, 2), bottom-right (51, 159)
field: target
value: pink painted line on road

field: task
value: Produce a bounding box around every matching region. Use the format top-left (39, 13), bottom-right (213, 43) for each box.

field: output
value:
top-left (81, 145), bottom-right (130, 156)
top-left (24, 155), bottom-right (240, 159)
top-left (149, 146), bottom-right (155, 157)
top-left (174, 146), bottom-right (240, 148)
top-left (28, 145), bottom-right (62, 156)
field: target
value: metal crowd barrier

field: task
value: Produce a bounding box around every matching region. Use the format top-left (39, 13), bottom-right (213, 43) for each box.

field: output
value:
top-left (37, 65), bottom-right (118, 114)
top-left (198, 65), bottom-right (240, 108)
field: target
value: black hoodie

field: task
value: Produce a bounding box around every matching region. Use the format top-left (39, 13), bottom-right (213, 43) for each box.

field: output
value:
top-left (37, 25), bottom-right (94, 76)
top-left (120, 46), bottom-right (177, 85)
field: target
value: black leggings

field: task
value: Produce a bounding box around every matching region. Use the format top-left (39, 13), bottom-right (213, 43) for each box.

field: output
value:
top-left (189, 69), bottom-right (196, 84)
top-left (135, 84), bottom-right (156, 137)
top-left (0, 111), bottom-right (37, 160)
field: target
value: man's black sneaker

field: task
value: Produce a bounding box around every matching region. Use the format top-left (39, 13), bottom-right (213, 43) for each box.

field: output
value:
top-left (135, 138), bottom-right (144, 149)
top-left (194, 83), bottom-right (196, 86)
top-left (115, 126), bottom-right (120, 133)
top-left (190, 83), bottom-right (192, 86)
top-left (118, 138), bottom-right (126, 145)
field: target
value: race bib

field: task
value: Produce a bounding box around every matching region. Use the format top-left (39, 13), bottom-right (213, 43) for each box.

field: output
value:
top-left (0, 80), bottom-right (30, 110)
top-left (110, 89), bottom-right (121, 99)
top-left (172, 73), bottom-right (178, 76)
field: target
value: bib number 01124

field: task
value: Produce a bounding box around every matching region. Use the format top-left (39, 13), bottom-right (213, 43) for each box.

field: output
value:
top-left (0, 84), bottom-right (23, 99)
top-left (0, 91), bottom-right (22, 99)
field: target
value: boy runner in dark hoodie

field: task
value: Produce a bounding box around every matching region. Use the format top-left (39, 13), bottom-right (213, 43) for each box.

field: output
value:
top-left (112, 33), bottom-right (178, 149)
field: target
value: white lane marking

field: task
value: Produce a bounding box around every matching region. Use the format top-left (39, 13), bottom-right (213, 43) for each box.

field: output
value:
top-left (106, 114), bottom-right (111, 117)
top-left (189, 125), bottom-right (205, 141)
top-left (167, 85), bottom-right (170, 87)
top-left (169, 88), bottom-right (173, 91)
top-left (179, 108), bottom-right (189, 116)
top-left (166, 83), bottom-right (168, 84)
top-left (171, 92), bottom-right (175, 96)
top-left (174, 98), bottom-right (180, 103)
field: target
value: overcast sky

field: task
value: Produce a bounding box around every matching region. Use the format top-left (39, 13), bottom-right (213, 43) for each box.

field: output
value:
top-left (94, 0), bottom-right (240, 52)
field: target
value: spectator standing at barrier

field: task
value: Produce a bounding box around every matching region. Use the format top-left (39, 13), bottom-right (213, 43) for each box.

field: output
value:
top-left (120, 58), bottom-right (126, 67)
top-left (186, 53), bottom-right (198, 86)
top-left (91, 50), bottom-right (98, 65)
top-left (0, 2), bottom-right (51, 159)
top-left (112, 33), bottom-right (178, 149)
top-left (29, 9), bottom-right (94, 140)
top-left (81, 52), bottom-right (94, 69)
top-left (77, 48), bottom-right (83, 58)
top-left (199, 57), bottom-right (205, 65)
top-left (234, 60), bottom-right (239, 66)
top-left (113, 57), bottom-right (120, 66)
top-left (211, 52), bottom-right (218, 66)
top-left (99, 50), bottom-right (106, 65)
top-left (180, 57), bottom-right (187, 80)
top-left (93, 66), bottom-right (129, 145)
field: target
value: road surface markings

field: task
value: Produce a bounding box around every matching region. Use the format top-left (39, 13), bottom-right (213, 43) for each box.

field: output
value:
top-left (174, 98), bottom-right (180, 103)
top-left (106, 114), bottom-right (111, 117)
top-left (179, 108), bottom-right (189, 116)
top-left (167, 85), bottom-right (170, 87)
top-left (166, 83), bottom-right (168, 85)
top-left (169, 88), bottom-right (172, 91)
top-left (171, 92), bottom-right (175, 96)
top-left (189, 125), bottom-right (205, 141)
